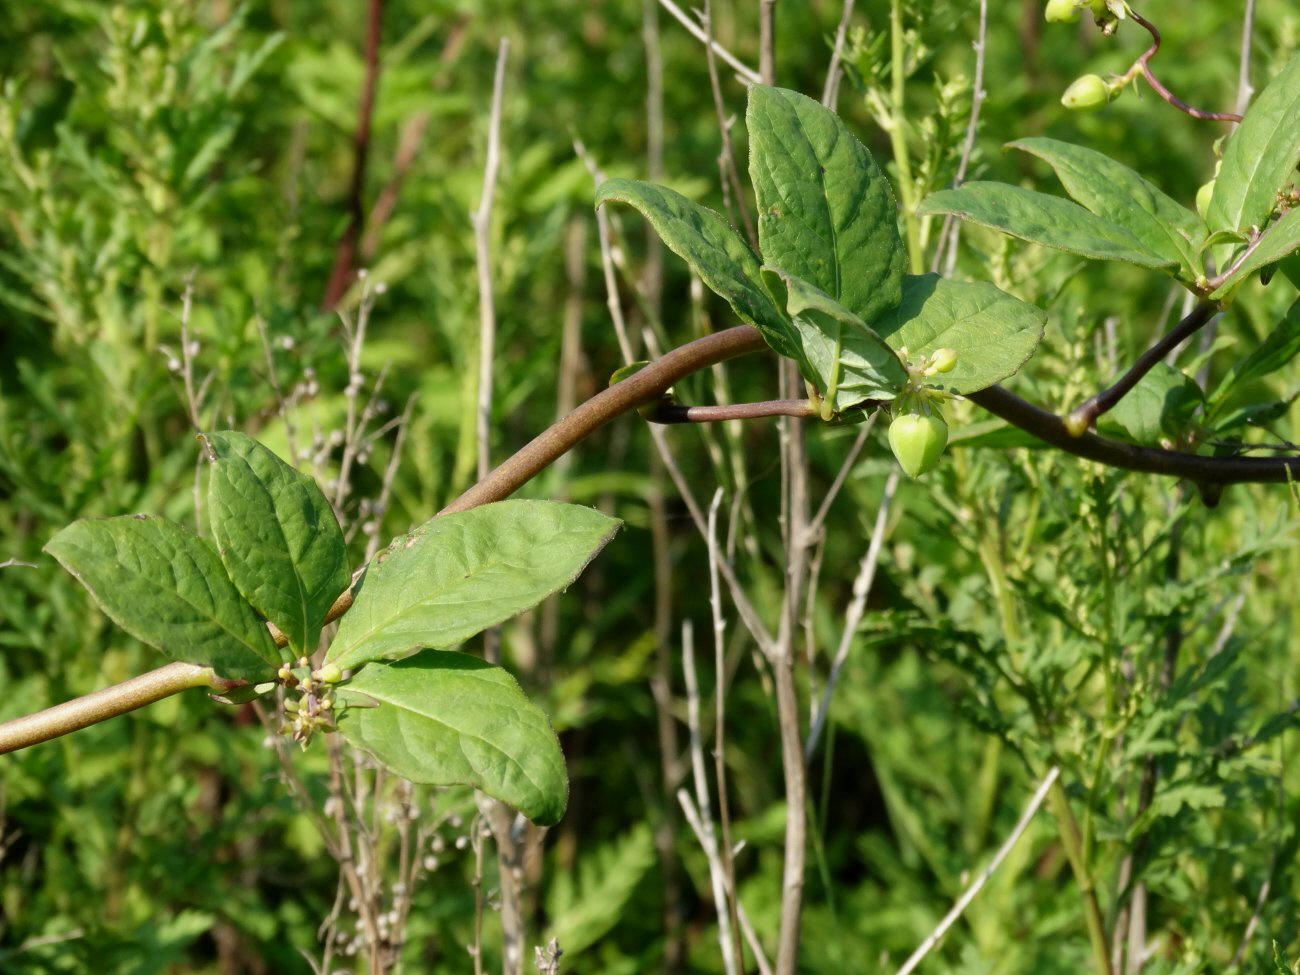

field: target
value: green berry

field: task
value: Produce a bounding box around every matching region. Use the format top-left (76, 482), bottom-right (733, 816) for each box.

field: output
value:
top-left (888, 412), bottom-right (949, 478)
top-left (1061, 74), bottom-right (1110, 110)
top-left (1045, 0), bottom-right (1080, 23)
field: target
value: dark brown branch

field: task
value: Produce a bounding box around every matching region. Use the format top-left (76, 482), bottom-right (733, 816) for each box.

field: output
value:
top-left (1065, 300), bottom-right (1217, 435)
top-left (646, 398), bottom-right (816, 423)
top-left (322, 0), bottom-right (385, 308)
top-left (970, 385), bottom-right (1300, 484)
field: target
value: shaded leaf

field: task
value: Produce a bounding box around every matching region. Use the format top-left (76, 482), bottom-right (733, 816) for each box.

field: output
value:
top-left (872, 274), bottom-right (1046, 393)
top-left (747, 84), bottom-right (906, 324)
top-left (1207, 52), bottom-right (1300, 233)
top-left (594, 178), bottom-right (799, 359)
top-left (336, 653), bottom-right (567, 826)
top-left (919, 182), bottom-right (1177, 270)
top-left (1008, 136), bottom-right (1203, 276)
top-left (206, 431), bottom-right (349, 655)
top-left (327, 501), bottom-right (620, 671)
top-left (762, 266), bottom-right (906, 409)
top-left (44, 515), bottom-right (278, 678)
top-left (1103, 363), bottom-right (1203, 445)
top-left (1214, 296), bottom-right (1300, 405)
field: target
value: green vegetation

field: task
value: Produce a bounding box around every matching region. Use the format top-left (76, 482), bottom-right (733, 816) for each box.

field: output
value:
top-left (2, 1), bottom-right (1299, 973)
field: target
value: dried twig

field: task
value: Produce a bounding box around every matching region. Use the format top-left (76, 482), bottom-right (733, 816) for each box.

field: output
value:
top-left (655, 0), bottom-right (762, 85)
top-left (894, 767), bottom-right (1061, 975)
top-left (805, 469), bottom-right (899, 759)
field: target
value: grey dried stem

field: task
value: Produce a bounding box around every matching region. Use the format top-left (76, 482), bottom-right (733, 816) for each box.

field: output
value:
top-left (654, 0), bottom-right (761, 85)
top-left (473, 38), bottom-right (530, 975)
top-left (804, 468), bottom-right (899, 760)
top-left (680, 619), bottom-right (739, 975)
top-left (641, 3), bottom-right (687, 963)
top-left (932, 0), bottom-right (988, 276)
top-left (894, 767), bottom-right (1061, 975)
top-left (706, 489), bottom-right (747, 973)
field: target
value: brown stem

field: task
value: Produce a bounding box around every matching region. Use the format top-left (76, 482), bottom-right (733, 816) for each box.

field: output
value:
top-left (322, 0), bottom-right (385, 308)
top-left (1128, 10), bottom-right (1242, 123)
top-left (646, 399), bottom-right (816, 423)
top-left (443, 326), bottom-right (768, 514)
top-left (1065, 301), bottom-right (1217, 435)
top-left (0, 663), bottom-right (240, 755)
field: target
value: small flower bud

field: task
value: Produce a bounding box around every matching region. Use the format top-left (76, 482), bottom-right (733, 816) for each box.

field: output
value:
top-left (1196, 180), bottom-right (1215, 219)
top-left (1045, 0), bottom-right (1080, 23)
top-left (928, 348), bottom-right (958, 374)
top-left (1061, 74), bottom-right (1111, 110)
top-left (316, 663), bottom-right (343, 684)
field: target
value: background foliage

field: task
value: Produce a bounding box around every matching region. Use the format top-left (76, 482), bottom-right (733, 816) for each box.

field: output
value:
top-left (1, 0), bottom-right (1298, 972)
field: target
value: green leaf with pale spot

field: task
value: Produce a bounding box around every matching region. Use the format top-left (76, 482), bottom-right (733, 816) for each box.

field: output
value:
top-left (326, 501), bottom-right (620, 671)
top-left (872, 274), bottom-right (1046, 394)
top-left (762, 266), bottom-right (906, 410)
top-left (919, 182), bottom-right (1177, 270)
top-left (44, 516), bottom-right (277, 679)
top-left (206, 431), bottom-right (349, 656)
top-left (1207, 52), bottom-right (1300, 234)
top-left (337, 653), bottom-right (568, 826)
top-left (747, 85), bottom-right (906, 325)
top-left (1008, 136), bottom-right (1204, 278)
top-left (594, 178), bottom-right (799, 360)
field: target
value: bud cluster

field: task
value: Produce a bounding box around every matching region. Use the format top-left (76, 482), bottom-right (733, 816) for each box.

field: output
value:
top-left (277, 657), bottom-right (344, 746)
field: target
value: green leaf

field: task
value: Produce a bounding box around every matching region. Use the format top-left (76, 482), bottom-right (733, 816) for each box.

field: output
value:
top-left (205, 431), bottom-right (349, 656)
top-left (872, 274), bottom-right (1046, 393)
top-left (1210, 397), bottom-right (1295, 436)
top-left (919, 182), bottom-right (1177, 270)
top-left (336, 654), bottom-right (568, 826)
top-left (44, 516), bottom-right (278, 679)
top-left (1207, 52), bottom-right (1300, 233)
top-left (747, 84), bottom-right (906, 324)
top-left (594, 178), bottom-right (799, 360)
top-left (762, 266), bottom-right (906, 410)
top-left (1214, 297), bottom-right (1300, 403)
top-left (1008, 136), bottom-right (1204, 276)
top-left (327, 501), bottom-right (620, 671)
top-left (1103, 363), bottom-right (1203, 445)
top-left (1210, 207), bottom-right (1300, 298)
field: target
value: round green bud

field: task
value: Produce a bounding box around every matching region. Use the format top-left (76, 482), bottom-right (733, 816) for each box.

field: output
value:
top-left (1045, 0), bottom-right (1080, 23)
top-left (1061, 74), bottom-right (1110, 110)
top-left (316, 664), bottom-right (343, 684)
top-left (929, 348), bottom-right (959, 374)
top-left (888, 412), bottom-right (949, 478)
top-left (1195, 180), bottom-right (1215, 219)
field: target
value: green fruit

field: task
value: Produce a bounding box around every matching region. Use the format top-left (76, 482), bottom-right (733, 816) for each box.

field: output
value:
top-left (888, 412), bottom-right (948, 478)
top-left (1045, 0), bottom-right (1080, 23)
top-left (1061, 74), bottom-right (1110, 110)
top-left (1195, 179), bottom-right (1215, 219)
top-left (316, 663), bottom-right (343, 684)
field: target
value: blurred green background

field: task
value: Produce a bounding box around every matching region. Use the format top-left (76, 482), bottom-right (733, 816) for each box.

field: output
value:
top-left (1, 1), bottom-right (1298, 972)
